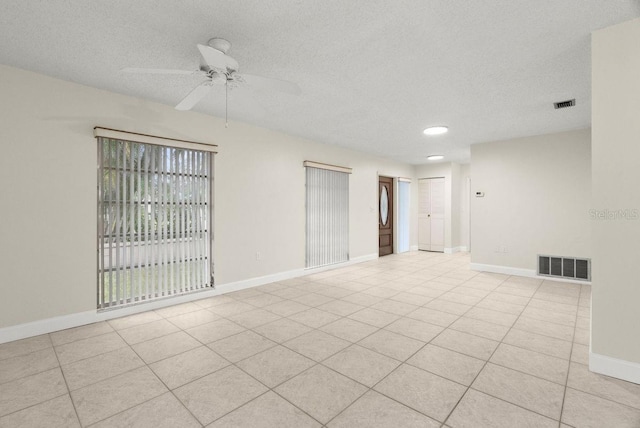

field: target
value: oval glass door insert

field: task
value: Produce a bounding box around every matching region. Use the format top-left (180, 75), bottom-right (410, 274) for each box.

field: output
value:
top-left (380, 185), bottom-right (389, 226)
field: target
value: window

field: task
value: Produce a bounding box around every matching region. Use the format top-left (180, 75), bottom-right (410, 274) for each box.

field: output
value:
top-left (95, 128), bottom-right (216, 309)
top-left (304, 161), bottom-right (351, 268)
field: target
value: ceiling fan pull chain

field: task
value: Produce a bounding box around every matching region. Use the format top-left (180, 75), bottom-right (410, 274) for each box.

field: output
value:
top-left (225, 79), bottom-right (228, 128)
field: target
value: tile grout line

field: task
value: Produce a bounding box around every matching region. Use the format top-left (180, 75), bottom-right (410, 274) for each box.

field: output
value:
top-left (441, 274), bottom-right (550, 426)
top-left (323, 268), bottom-right (493, 426)
top-left (242, 257), bottom-right (472, 426)
top-left (206, 312), bottom-right (388, 428)
top-left (2, 254), bottom-right (615, 427)
top-left (232, 256), bottom-right (472, 426)
top-left (125, 296), bottom-right (347, 426)
top-left (106, 309), bottom-right (318, 426)
top-left (556, 281), bottom-right (580, 428)
top-left (404, 283), bottom-right (581, 387)
top-left (436, 274), bottom-right (516, 426)
top-left (109, 325), bottom-right (206, 427)
top-left (0, 351), bottom-right (60, 388)
top-left (563, 384), bottom-right (640, 413)
top-left (229, 362), bottom-right (327, 426)
top-left (48, 333), bottom-right (84, 427)
top-left (88, 276), bottom-right (592, 427)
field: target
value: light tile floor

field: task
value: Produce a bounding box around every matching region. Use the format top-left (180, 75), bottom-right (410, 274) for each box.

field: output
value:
top-left (1, 251), bottom-right (640, 427)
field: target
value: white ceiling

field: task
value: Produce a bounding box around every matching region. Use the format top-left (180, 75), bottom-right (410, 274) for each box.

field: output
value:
top-left (1, 1), bottom-right (639, 164)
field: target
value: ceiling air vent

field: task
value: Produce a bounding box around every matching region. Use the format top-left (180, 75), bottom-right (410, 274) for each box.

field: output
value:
top-left (538, 254), bottom-right (590, 281)
top-left (554, 99), bottom-right (576, 109)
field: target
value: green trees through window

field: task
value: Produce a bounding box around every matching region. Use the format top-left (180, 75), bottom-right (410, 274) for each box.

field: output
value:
top-left (97, 138), bottom-right (212, 309)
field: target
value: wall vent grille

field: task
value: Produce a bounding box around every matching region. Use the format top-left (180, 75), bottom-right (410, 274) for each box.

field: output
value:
top-left (554, 99), bottom-right (576, 109)
top-left (538, 255), bottom-right (590, 281)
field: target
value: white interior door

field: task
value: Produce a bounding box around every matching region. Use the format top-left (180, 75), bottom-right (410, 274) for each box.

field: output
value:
top-left (418, 178), bottom-right (445, 252)
top-left (429, 178), bottom-right (445, 252)
top-left (418, 179), bottom-right (431, 250)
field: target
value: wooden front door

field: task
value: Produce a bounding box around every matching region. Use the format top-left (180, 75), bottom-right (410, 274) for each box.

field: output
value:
top-left (379, 176), bottom-right (393, 256)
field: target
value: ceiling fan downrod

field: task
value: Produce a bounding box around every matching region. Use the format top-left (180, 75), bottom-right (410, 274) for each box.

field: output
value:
top-left (225, 79), bottom-right (228, 128)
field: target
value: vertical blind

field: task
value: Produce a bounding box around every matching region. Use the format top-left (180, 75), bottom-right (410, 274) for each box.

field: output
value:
top-left (97, 136), bottom-right (213, 309)
top-left (305, 163), bottom-right (350, 268)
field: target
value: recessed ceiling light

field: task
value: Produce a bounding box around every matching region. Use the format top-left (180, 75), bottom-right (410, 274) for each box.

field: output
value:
top-left (423, 126), bottom-right (448, 136)
top-left (427, 155), bottom-right (444, 161)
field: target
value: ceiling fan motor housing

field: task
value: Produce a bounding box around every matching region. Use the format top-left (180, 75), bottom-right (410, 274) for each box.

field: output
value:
top-left (208, 38), bottom-right (231, 54)
top-left (209, 70), bottom-right (227, 84)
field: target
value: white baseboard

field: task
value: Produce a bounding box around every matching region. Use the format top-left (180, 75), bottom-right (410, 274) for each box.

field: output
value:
top-left (0, 254), bottom-right (377, 344)
top-left (0, 288), bottom-right (232, 344)
top-left (302, 253), bottom-right (378, 273)
top-left (445, 246), bottom-right (469, 254)
top-left (0, 310), bottom-right (101, 345)
top-left (590, 351), bottom-right (640, 385)
top-left (470, 262), bottom-right (591, 285)
top-left (470, 262), bottom-right (536, 277)
top-left (351, 253), bottom-right (379, 264)
top-left (409, 245), bottom-right (419, 252)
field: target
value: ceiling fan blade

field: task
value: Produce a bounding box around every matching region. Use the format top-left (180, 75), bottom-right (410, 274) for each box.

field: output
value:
top-left (241, 73), bottom-right (301, 96)
top-left (121, 67), bottom-right (200, 75)
top-left (175, 82), bottom-right (214, 111)
top-left (197, 44), bottom-right (239, 71)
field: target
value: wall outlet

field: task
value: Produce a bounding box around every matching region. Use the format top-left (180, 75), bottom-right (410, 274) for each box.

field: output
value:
top-left (502, 246), bottom-right (508, 253)
top-left (256, 251), bottom-right (261, 261)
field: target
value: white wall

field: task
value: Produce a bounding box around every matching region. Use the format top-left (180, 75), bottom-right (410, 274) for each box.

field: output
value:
top-left (591, 17), bottom-right (640, 379)
top-left (0, 65), bottom-right (416, 329)
top-left (470, 129), bottom-right (591, 273)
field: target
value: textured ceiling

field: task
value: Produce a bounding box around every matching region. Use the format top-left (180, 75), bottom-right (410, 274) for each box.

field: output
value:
top-left (1, 1), bottom-right (639, 164)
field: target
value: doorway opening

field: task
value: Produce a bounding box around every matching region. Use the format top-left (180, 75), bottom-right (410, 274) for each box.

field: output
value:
top-left (397, 179), bottom-right (411, 253)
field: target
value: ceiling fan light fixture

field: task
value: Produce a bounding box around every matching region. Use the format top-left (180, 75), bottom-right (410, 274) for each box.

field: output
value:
top-left (427, 155), bottom-right (444, 161)
top-left (423, 126), bottom-right (449, 136)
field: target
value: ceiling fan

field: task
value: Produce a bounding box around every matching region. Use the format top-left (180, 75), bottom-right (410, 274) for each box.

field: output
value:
top-left (122, 38), bottom-right (301, 123)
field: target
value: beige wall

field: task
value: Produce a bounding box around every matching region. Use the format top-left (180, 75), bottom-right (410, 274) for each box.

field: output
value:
top-left (0, 65), bottom-right (416, 328)
top-left (470, 129), bottom-right (591, 272)
top-left (591, 18), bottom-right (640, 366)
